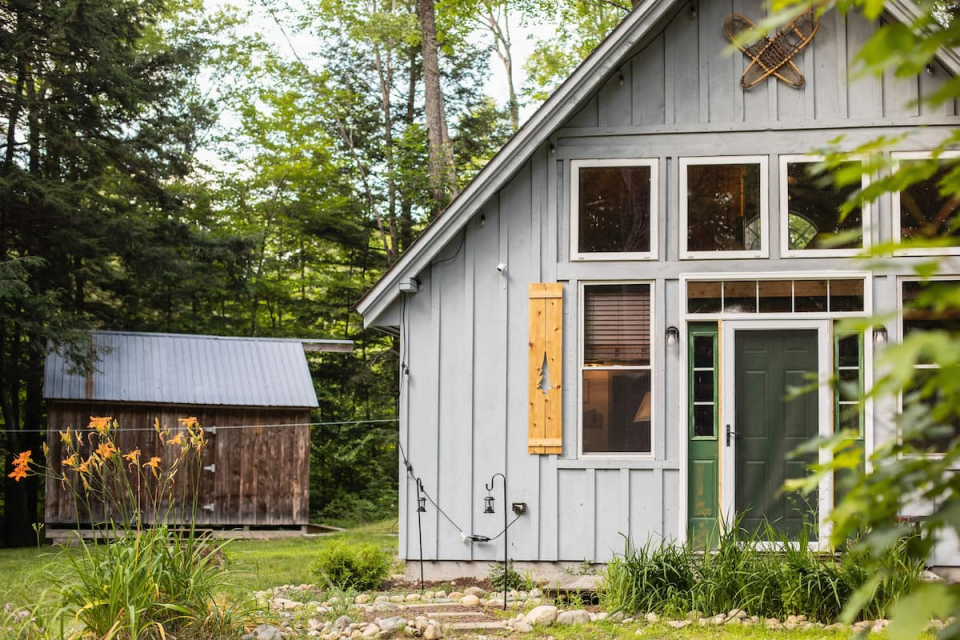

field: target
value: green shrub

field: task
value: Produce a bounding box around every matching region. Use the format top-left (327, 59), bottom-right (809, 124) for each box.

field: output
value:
top-left (311, 540), bottom-right (392, 591)
top-left (488, 561), bottom-right (524, 591)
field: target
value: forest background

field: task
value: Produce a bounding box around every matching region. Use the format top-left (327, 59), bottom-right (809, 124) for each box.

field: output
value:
top-left (0, 0), bottom-right (632, 546)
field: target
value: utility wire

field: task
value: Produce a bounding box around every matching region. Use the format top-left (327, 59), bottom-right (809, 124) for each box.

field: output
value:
top-left (0, 418), bottom-right (399, 435)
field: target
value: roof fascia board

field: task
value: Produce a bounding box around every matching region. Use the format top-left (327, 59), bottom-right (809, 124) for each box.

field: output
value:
top-left (885, 0), bottom-right (960, 75)
top-left (356, 0), bottom-right (680, 327)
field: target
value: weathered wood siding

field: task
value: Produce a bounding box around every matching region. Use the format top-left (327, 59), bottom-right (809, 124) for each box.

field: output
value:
top-left (395, 0), bottom-right (960, 564)
top-left (45, 403), bottom-right (309, 527)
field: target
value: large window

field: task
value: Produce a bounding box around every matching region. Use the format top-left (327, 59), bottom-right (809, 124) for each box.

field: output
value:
top-left (581, 283), bottom-right (653, 455)
top-left (780, 156), bottom-right (870, 257)
top-left (571, 159), bottom-right (658, 261)
top-left (680, 156), bottom-right (768, 259)
top-left (892, 151), bottom-right (960, 255)
top-left (900, 278), bottom-right (960, 454)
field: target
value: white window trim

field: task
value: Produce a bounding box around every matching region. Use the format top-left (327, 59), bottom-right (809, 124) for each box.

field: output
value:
top-left (897, 275), bottom-right (960, 462)
top-left (578, 280), bottom-right (655, 459)
top-left (779, 154), bottom-right (872, 258)
top-left (679, 155), bottom-right (770, 260)
top-left (570, 158), bottom-right (659, 261)
top-left (891, 151), bottom-right (960, 257)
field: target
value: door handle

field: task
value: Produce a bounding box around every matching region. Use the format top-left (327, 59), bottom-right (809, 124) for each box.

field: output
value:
top-left (726, 424), bottom-right (736, 447)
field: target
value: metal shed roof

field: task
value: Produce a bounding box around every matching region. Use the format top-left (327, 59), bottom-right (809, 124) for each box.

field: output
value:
top-left (43, 331), bottom-right (332, 408)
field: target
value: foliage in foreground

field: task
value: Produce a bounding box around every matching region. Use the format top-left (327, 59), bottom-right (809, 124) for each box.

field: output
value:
top-left (599, 522), bottom-right (924, 623)
top-left (7, 418), bottom-right (251, 639)
top-left (311, 540), bottom-right (393, 592)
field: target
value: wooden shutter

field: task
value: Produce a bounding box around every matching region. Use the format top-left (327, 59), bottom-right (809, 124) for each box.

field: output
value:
top-left (529, 283), bottom-right (563, 454)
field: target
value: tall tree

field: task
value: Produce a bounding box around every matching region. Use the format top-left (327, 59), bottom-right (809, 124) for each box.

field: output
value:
top-left (418, 0), bottom-right (458, 213)
top-left (0, 0), bottom-right (210, 545)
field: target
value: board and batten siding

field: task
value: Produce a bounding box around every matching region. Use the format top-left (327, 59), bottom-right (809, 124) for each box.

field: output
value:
top-left (395, 0), bottom-right (960, 564)
top-left (563, 2), bottom-right (955, 133)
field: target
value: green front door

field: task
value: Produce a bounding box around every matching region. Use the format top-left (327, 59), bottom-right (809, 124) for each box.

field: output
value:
top-left (734, 330), bottom-right (819, 538)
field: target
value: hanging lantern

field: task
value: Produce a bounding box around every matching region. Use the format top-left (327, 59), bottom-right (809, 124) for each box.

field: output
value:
top-left (417, 496), bottom-right (427, 513)
top-left (484, 494), bottom-right (495, 514)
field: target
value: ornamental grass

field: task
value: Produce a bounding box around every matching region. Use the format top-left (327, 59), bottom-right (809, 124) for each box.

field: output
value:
top-left (599, 518), bottom-right (924, 623)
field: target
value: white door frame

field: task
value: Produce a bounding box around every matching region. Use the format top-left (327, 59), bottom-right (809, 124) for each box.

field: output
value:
top-left (720, 319), bottom-right (834, 549)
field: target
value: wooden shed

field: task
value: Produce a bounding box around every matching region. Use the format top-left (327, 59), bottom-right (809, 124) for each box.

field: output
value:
top-left (43, 331), bottom-right (351, 529)
top-left (358, 0), bottom-right (960, 577)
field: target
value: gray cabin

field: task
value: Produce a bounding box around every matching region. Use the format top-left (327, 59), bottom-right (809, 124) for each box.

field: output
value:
top-left (357, 0), bottom-right (960, 577)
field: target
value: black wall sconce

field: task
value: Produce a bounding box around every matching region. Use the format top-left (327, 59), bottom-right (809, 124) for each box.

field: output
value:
top-left (874, 325), bottom-right (888, 346)
top-left (666, 326), bottom-right (680, 346)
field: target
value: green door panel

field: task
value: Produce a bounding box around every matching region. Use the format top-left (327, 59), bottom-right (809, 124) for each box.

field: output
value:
top-left (688, 324), bottom-right (719, 549)
top-left (735, 330), bottom-right (819, 539)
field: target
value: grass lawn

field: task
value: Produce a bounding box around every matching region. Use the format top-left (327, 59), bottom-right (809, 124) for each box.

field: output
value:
top-left (223, 520), bottom-right (400, 594)
top-left (0, 522), bottom-right (932, 639)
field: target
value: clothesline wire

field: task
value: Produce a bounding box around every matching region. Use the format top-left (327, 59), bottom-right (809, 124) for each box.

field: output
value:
top-left (0, 418), bottom-right (399, 435)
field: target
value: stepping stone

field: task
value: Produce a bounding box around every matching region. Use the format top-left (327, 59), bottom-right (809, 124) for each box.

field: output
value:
top-left (404, 602), bottom-right (464, 610)
top-left (426, 612), bottom-right (486, 619)
top-left (447, 622), bottom-right (509, 631)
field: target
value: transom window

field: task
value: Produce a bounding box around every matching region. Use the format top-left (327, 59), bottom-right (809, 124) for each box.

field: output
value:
top-left (680, 156), bottom-right (768, 259)
top-left (900, 278), bottom-right (960, 454)
top-left (581, 283), bottom-right (653, 455)
top-left (892, 151), bottom-right (960, 255)
top-left (780, 156), bottom-right (870, 257)
top-left (570, 159), bottom-right (658, 261)
top-left (686, 278), bottom-right (865, 315)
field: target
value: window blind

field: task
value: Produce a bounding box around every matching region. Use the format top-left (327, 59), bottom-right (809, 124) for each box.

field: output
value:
top-left (584, 284), bottom-right (651, 366)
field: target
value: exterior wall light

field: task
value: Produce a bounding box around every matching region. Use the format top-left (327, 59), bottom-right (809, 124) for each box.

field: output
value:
top-left (874, 325), bottom-right (888, 346)
top-left (483, 494), bottom-right (495, 514)
top-left (666, 326), bottom-right (680, 346)
top-left (417, 496), bottom-right (427, 513)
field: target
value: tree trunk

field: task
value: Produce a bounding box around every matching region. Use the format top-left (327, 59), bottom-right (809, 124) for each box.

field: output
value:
top-left (418, 0), bottom-right (457, 216)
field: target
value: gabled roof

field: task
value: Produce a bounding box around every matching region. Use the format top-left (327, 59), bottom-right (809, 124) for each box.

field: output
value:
top-left (42, 331), bottom-right (348, 408)
top-left (356, 0), bottom-right (960, 327)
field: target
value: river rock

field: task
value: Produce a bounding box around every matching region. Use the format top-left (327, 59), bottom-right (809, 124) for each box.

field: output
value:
top-left (362, 625), bottom-right (380, 638)
top-left (464, 587), bottom-right (487, 597)
top-left (513, 621), bottom-right (534, 633)
top-left (460, 595), bottom-right (481, 606)
top-left (423, 624), bottom-right (443, 639)
top-left (243, 624), bottom-right (285, 640)
top-left (557, 610), bottom-right (591, 625)
top-left (525, 605), bottom-right (559, 626)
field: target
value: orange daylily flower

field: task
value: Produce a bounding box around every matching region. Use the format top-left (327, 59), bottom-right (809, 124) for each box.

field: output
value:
top-left (62, 453), bottom-right (79, 468)
top-left (8, 451), bottom-right (31, 482)
top-left (77, 458), bottom-right (92, 474)
top-left (59, 427), bottom-right (73, 444)
top-left (89, 416), bottom-right (113, 435)
top-left (144, 456), bottom-right (162, 471)
top-left (123, 449), bottom-right (141, 465)
top-left (167, 433), bottom-right (186, 446)
top-left (96, 441), bottom-right (117, 460)
top-left (178, 417), bottom-right (198, 429)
